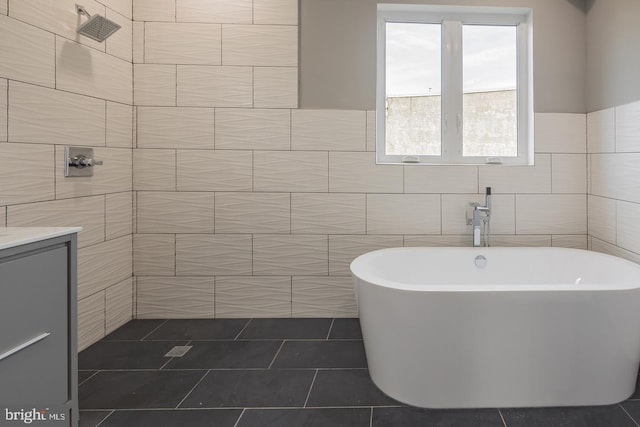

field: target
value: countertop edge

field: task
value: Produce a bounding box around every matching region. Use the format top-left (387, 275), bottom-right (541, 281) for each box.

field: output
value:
top-left (0, 227), bottom-right (83, 251)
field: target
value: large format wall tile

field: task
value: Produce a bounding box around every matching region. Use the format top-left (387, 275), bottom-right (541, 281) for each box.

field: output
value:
top-left (329, 152), bottom-right (403, 193)
top-left (55, 147), bottom-right (133, 198)
top-left (291, 193), bottom-right (366, 234)
top-left (0, 1), bottom-right (7, 14)
top-left (137, 107), bottom-right (214, 149)
top-left (617, 201), bottom-right (640, 254)
top-left (7, 196), bottom-right (105, 248)
top-left (292, 277), bottom-right (357, 317)
top-left (552, 235), bottom-right (588, 250)
top-left (253, 0), bottom-right (298, 25)
top-left (0, 143), bottom-right (54, 204)
top-left (0, 79), bottom-right (7, 142)
top-left (591, 237), bottom-right (640, 265)
top-left (329, 235), bottom-right (403, 276)
top-left (215, 108), bottom-right (290, 150)
top-left (405, 165), bottom-right (478, 194)
top-left (137, 277), bottom-right (215, 318)
top-left (591, 153), bottom-right (640, 203)
top-left (615, 101), bottom-right (640, 153)
top-left (216, 276), bottom-right (291, 318)
top-left (78, 292), bottom-right (105, 351)
top-left (292, 110), bottom-right (366, 151)
top-left (133, 149), bottom-right (176, 191)
top-left (133, 21), bottom-right (144, 63)
top-left (515, 195), bottom-right (586, 234)
top-left (177, 66), bottom-right (253, 107)
top-left (177, 150), bottom-right (252, 191)
top-left (106, 278), bottom-right (133, 335)
top-left (56, 38), bottom-right (132, 104)
top-left (552, 154), bottom-right (587, 194)
top-left (587, 108), bottom-right (615, 154)
top-left (253, 151), bottom-right (328, 192)
top-left (222, 25), bottom-right (297, 67)
top-left (102, 0), bottom-right (132, 19)
top-left (106, 102), bottom-right (133, 148)
top-left (587, 195), bottom-right (616, 244)
top-left (254, 67), bottom-right (298, 109)
top-left (366, 194), bottom-right (441, 234)
top-left (145, 23), bottom-right (221, 65)
top-left (253, 235), bottom-right (328, 276)
top-left (9, 82), bottom-right (105, 146)
top-left (215, 193), bottom-right (290, 234)
top-left (177, 0), bottom-right (252, 23)
top-left (134, 0), bottom-right (175, 21)
top-left (176, 234), bottom-right (252, 276)
top-left (0, 14), bottom-right (55, 87)
top-left (105, 9), bottom-right (133, 62)
top-left (134, 234), bottom-right (176, 276)
top-left (137, 192), bottom-right (214, 233)
top-left (535, 113), bottom-right (586, 153)
top-left (403, 235), bottom-right (470, 247)
top-left (479, 154), bottom-right (551, 194)
top-left (135, 64), bottom-right (177, 106)
top-left (106, 192), bottom-right (133, 240)
top-left (78, 235), bottom-right (133, 299)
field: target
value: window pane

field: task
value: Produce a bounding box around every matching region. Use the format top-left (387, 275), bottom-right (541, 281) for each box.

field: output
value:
top-left (462, 25), bottom-right (517, 157)
top-left (385, 23), bottom-right (441, 156)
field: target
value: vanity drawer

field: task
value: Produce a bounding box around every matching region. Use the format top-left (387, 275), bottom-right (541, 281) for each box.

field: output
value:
top-left (0, 245), bottom-right (69, 405)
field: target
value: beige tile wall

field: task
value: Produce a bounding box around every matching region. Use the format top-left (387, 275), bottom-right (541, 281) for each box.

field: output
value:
top-left (132, 2), bottom-right (589, 319)
top-left (1, 0), bottom-right (133, 351)
top-left (588, 101), bottom-right (640, 263)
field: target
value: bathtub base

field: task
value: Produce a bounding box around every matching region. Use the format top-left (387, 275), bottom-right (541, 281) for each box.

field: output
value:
top-left (358, 283), bottom-right (640, 408)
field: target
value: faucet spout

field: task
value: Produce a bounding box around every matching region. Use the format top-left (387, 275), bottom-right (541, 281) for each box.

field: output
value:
top-left (471, 187), bottom-right (492, 247)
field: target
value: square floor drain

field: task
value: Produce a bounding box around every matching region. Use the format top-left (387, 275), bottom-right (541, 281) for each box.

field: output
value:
top-left (164, 345), bottom-right (192, 357)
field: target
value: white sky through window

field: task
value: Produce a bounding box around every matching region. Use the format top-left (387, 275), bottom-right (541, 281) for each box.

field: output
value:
top-left (386, 23), bottom-right (517, 97)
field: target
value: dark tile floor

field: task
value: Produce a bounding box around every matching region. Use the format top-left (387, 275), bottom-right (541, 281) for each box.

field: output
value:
top-left (79, 318), bottom-right (640, 427)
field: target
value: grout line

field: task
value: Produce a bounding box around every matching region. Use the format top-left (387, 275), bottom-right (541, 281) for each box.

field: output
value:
top-left (234, 319), bottom-right (252, 340)
top-left (159, 357), bottom-right (174, 370)
top-left (498, 409), bottom-right (508, 427)
top-left (78, 370), bottom-right (101, 387)
top-left (94, 410), bottom-right (114, 427)
top-left (268, 340), bottom-right (286, 369)
top-left (370, 407), bottom-right (374, 427)
top-left (232, 408), bottom-right (246, 427)
top-left (326, 318), bottom-right (335, 340)
top-left (140, 319), bottom-right (169, 341)
top-left (620, 403), bottom-right (640, 427)
top-left (176, 370), bottom-right (211, 409)
top-left (303, 369), bottom-right (318, 407)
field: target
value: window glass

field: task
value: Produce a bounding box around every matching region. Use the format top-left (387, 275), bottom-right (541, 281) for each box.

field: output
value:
top-left (385, 23), bottom-right (441, 156)
top-left (462, 25), bottom-right (518, 157)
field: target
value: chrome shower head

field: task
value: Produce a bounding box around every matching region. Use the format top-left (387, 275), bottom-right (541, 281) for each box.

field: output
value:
top-left (76, 5), bottom-right (121, 43)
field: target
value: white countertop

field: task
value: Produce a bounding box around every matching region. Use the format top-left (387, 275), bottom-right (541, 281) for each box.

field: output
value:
top-left (0, 227), bottom-right (83, 251)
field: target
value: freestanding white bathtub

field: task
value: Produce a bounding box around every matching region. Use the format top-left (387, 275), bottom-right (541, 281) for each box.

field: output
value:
top-left (351, 247), bottom-right (640, 408)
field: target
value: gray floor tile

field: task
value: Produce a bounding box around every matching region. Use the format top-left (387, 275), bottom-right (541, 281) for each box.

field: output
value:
top-left (238, 318), bottom-right (333, 339)
top-left (373, 407), bottom-right (504, 427)
top-left (145, 319), bottom-right (250, 340)
top-left (102, 320), bottom-right (166, 341)
top-left (180, 369), bottom-right (316, 408)
top-left (328, 318), bottom-right (362, 339)
top-left (501, 405), bottom-right (637, 427)
top-left (79, 341), bottom-right (186, 370)
top-left (99, 409), bottom-right (241, 427)
top-left (271, 340), bottom-right (367, 368)
top-left (237, 408), bottom-right (371, 427)
top-left (306, 369), bottom-right (400, 407)
top-left (79, 370), bottom-right (206, 409)
top-left (164, 340), bottom-right (282, 369)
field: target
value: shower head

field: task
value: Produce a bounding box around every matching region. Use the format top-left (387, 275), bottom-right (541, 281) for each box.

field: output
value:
top-left (76, 5), bottom-right (121, 43)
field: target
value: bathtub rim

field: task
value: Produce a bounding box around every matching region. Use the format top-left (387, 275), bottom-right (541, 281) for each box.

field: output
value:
top-left (350, 246), bottom-right (640, 293)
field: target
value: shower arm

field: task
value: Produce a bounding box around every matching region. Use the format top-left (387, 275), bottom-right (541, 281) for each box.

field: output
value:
top-left (76, 5), bottom-right (92, 18)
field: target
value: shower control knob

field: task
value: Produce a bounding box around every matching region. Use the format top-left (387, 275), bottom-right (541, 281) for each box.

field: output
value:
top-left (70, 155), bottom-right (103, 168)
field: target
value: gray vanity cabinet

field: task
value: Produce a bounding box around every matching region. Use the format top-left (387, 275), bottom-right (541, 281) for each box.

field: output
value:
top-left (0, 233), bottom-right (78, 427)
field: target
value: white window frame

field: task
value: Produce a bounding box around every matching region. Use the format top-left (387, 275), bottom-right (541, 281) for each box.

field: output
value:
top-left (376, 4), bottom-right (534, 166)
